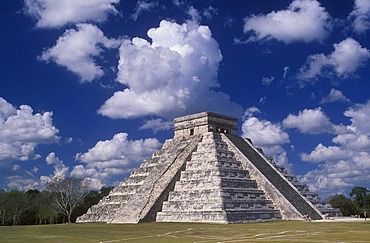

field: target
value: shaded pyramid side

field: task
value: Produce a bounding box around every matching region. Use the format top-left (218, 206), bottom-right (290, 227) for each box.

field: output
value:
top-left (271, 161), bottom-right (342, 217)
top-left (156, 132), bottom-right (282, 223)
top-left (224, 134), bottom-right (323, 220)
top-left (77, 135), bottom-right (202, 223)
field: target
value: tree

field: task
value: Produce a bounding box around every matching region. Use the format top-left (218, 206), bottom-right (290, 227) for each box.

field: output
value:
top-left (46, 177), bottom-right (89, 223)
top-left (0, 189), bottom-right (10, 225)
top-left (99, 186), bottom-right (114, 197)
top-left (350, 186), bottom-right (369, 213)
top-left (32, 191), bottom-right (59, 225)
top-left (72, 186), bottom-right (114, 222)
top-left (7, 191), bottom-right (29, 225)
top-left (328, 194), bottom-right (355, 216)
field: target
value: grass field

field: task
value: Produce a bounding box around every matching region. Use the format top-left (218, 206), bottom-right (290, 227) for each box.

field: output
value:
top-left (0, 220), bottom-right (369, 243)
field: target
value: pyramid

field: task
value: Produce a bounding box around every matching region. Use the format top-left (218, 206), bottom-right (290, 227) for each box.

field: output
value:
top-left (77, 112), bottom-right (340, 224)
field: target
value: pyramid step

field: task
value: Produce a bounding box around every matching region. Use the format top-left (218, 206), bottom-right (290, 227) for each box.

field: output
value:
top-left (225, 134), bottom-right (323, 220)
top-left (174, 178), bottom-right (258, 189)
top-left (157, 210), bottom-right (282, 223)
top-left (186, 158), bottom-right (243, 168)
top-left (168, 189), bottom-right (270, 201)
top-left (180, 170), bottom-right (249, 180)
top-left (161, 199), bottom-right (276, 210)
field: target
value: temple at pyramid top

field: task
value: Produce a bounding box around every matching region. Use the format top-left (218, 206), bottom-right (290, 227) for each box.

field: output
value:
top-left (174, 111), bottom-right (238, 137)
top-left (78, 111), bottom-right (342, 224)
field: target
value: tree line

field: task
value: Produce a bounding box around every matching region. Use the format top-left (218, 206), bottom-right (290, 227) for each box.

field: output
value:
top-left (0, 177), bottom-right (112, 226)
top-left (329, 186), bottom-right (370, 217)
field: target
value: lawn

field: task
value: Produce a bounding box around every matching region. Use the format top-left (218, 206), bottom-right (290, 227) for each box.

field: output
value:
top-left (0, 220), bottom-right (369, 242)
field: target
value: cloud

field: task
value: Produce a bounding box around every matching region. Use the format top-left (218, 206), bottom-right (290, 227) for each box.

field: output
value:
top-left (300, 163), bottom-right (357, 198)
top-left (172, 0), bottom-right (184, 7)
top-left (98, 20), bottom-right (242, 119)
top-left (243, 106), bottom-right (261, 119)
top-left (41, 152), bottom-right (69, 183)
top-left (344, 100), bottom-right (370, 135)
top-left (0, 97), bottom-right (60, 162)
top-left (7, 176), bottom-right (40, 191)
top-left (283, 108), bottom-right (337, 134)
top-left (259, 97), bottom-right (267, 104)
top-left (241, 112), bottom-right (291, 170)
top-left (320, 88), bottom-right (350, 104)
top-left (349, 0), bottom-right (370, 34)
top-left (76, 133), bottom-right (161, 166)
top-left (241, 115), bottom-right (289, 156)
top-left (203, 6), bottom-right (218, 20)
top-left (300, 100), bottom-right (370, 197)
top-left (243, 0), bottom-right (331, 43)
top-left (72, 133), bottom-right (161, 189)
top-left (139, 118), bottom-right (173, 133)
top-left (187, 6), bottom-right (201, 23)
top-left (300, 152), bottom-right (370, 198)
top-left (24, 0), bottom-right (120, 28)
top-left (40, 24), bottom-right (120, 82)
top-left (282, 66), bottom-right (290, 80)
top-left (261, 76), bottom-right (274, 86)
top-left (131, 0), bottom-right (158, 21)
top-left (298, 38), bottom-right (370, 81)
top-left (242, 117), bottom-right (290, 147)
top-left (300, 143), bottom-right (353, 163)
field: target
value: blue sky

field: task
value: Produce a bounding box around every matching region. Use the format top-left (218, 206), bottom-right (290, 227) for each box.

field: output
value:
top-left (1, 0), bottom-right (370, 199)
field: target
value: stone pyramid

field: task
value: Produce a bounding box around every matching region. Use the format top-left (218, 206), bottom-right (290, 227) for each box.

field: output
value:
top-left (77, 112), bottom-right (340, 224)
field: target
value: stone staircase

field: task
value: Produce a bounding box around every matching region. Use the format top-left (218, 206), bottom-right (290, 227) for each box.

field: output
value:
top-left (156, 132), bottom-right (281, 223)
top-left (273, 163), bottom-right (342, 217)
top-left (77, 135), bottom-right (202, 223)
top-left (224, 134), bottom-right (323, 220)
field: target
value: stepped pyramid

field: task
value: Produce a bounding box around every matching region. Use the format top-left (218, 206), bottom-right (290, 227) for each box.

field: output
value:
top-left (78, 112), bottom-right (340, 224)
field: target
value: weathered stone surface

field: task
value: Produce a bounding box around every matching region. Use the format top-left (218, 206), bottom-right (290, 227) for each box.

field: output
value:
top-left (77, 135), bottom-right (202, 223)
top-left (78, 111), bottom-right (340, 224)
top-left (224, 134), bottom-right (323, 220)
top-left (156, 132), bottom-right (281, 223)
top-left (272, 160), bottom-right (342, 217)
top-left (174, 112), bottom-right (238, 138)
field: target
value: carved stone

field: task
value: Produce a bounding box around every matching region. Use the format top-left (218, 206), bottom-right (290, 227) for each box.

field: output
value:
top-left (77, 112), bottom-right (340, 224)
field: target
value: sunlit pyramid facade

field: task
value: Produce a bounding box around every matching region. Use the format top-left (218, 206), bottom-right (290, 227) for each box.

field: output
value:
top-left (77, 112), bottom-right (341, 224)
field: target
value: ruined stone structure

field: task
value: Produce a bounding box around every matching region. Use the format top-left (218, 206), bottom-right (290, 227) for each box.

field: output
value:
top-left (77, 112), bottom-right (341, 224)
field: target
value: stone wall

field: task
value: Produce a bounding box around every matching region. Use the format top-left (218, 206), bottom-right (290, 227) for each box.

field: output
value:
top-left (174, 112), bottom-right (238, 138)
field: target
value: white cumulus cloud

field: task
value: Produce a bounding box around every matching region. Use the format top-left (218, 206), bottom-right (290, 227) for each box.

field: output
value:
top-left (242, 117), bottom-right (290, 147)
top-left (72, 133), bottom-right (161, 189)
top-left (24, 0), bottom-right (120, 28)
top-left (139, 118), bottom-right (173, 133)
top-left (300, 100), bottom-right (370, 197)
top-left (298, 38), bottom-right (370, 81)
top-left (41, 152), bottom-right (69, 183)
top-left (40, 24), bottom-right (120, 82)
top-left (320, 88), bottom-right (350, 104)
top-left (0, 97), bottom-right (60, 162)
top-left (241, 111), bottom-right (290, 170)
top-left (98, 20), bottom-right (242, 119)
top-left (344, 100), bottom-right (370, 135)
top-left (349, 0), bottom-right (370, 34)
top-left (300, 143), bottom-right (353, 163)
top-left (243, 0), bottom-right (331, 43)
top-left (283, 107), bottom-right (336, 134)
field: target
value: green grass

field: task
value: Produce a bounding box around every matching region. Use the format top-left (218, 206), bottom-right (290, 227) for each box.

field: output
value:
top-left (0, 220), bottom-right (369, 242)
